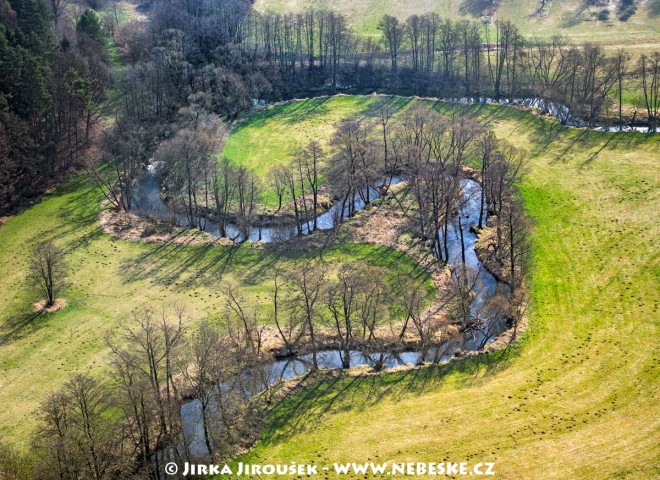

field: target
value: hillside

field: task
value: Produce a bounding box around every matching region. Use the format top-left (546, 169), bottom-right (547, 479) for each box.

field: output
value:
top-left (255, 0), bottom-right (660, 49)
top-left (222, 98), bottom-right (660, 479)
top-left (0, 0), bottom-right (658, 477)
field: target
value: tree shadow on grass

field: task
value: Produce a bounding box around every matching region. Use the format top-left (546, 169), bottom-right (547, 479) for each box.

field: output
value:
top-left (459, 0), bottom-right (499, 17)
top-left (229, 103), bottom-right (291, 132)
top-left (528, 121), bottom-right (567, 156)
top-left (55, 180), bottom-right (101, 227)
top-left (560, 1), bottom-right (592, 28)
top-left (280, 97), bottom-right (333, 125)
top-left (0, 311), bottom-right (47, 346)
top-left (548, 129), bottom-right (591, 164)
top-left (354, 244), bottom-right (431, 283)
top-left (119, 233), bottom-right (242, 287)
top-left (355, 95), bottom-right (413, 121)
top-left (233, 97), bottom-right (335, 133)
top-left (577, 132), bottom-right (621, 170)
top-left (260, 347), bottom-right (520, 446)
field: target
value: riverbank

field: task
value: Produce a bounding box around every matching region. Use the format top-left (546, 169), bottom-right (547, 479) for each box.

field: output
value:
top-left (223, 94), bottom-right (660, 480)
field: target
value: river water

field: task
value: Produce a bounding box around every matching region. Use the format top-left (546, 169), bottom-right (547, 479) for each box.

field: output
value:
top-left (146, 94), bottom-right (652, 463)
top-left (133, 175), bottom-right (508, 458)
top-left (438, 96), bottom-right (656, 133)
top-left (131, 165), bottom-right (404, 242)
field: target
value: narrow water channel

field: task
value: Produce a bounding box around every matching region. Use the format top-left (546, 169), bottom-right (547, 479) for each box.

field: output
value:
top-left (132, 174), bottom-right (508, 459)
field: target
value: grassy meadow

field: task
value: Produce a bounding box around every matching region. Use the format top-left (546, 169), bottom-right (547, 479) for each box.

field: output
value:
top-left (1, 93), bottom-right (658, 480)
top-left (0, 175), bottom-right (430, 448)
top-left (222, 95), bottom-right (394, 204)
top-left (217, 99), bottom-right (660, 478)
top-left (254, 0), bottom-right (660, 48)
top-left (223, 95), bottom-right (422, 205)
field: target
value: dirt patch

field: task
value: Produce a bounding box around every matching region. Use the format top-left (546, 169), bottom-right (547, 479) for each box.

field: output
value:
top-left (474, 219), bottom-right (510, 283)
top-left (99, 209), bottom-right (238, 248)
top-left (0, 216), bottom-right (13, 226)
top-left (33, 298), bottom-right (67, 314)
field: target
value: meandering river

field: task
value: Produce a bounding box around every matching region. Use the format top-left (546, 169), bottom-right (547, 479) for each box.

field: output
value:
top-left (133, 173), bottom-right (508, 458)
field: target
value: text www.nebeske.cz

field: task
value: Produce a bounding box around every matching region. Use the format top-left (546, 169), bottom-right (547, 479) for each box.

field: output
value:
top-left (174, 461), bottom-right (496, 476)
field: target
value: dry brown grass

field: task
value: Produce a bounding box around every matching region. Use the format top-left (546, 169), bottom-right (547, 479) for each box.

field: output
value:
top-left (32, 298), bottom-right (67, 314)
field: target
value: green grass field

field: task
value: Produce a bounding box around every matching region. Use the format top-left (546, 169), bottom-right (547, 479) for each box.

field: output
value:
top-left (225, 92), bottom-right (653, 208)
top-left (0, 176), bottom-right (430, 448)
top-left (217, 100), bottom-right (660, 478)
top-left (254, 0), bottom-right (660, 47)
top-left (2, 95), bottom-right (659, 479)
top-left (222, 95), bottom-right (393, 204)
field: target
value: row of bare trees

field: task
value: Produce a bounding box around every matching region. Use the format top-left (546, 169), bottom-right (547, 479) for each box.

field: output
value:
top-left (28, 308), bottom-right (185, 479)
top-left (268, 262), bottom-right (440, 370)
top-left (305, 104), bottom-right (529, 285)
top-left (158, 127), bottom-right (260, 238)
top-left (239, 10), bottom-right (660, 125)
top-left (23, 304), bottom-right (256, 479)
top-left (15, 258), bottom-right (432, 478)
top-left (108, 0), bottom-right (660, 148)
top-left (270, 141), bottom-right (323, 232)
top-left (93, 111), bottom-right (264, 239)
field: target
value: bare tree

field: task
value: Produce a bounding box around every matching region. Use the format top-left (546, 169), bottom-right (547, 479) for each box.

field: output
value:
top-left (29, 241), bottom-right (68, 308)
top-left (354, 267), bottom-right (391, 371)
top-left (32, 390), bottom-right (81, 480)
top-left (287, 261), bottom-right (327, 370)
top-left (325, 263), bottom-right (361, 369)
top-left (107, 307), bottom-right (185, 461)
top-left (157, 123), bottom-right (223, 229)
top-left (450, 266), bottom-right (480, 333)
top-left (181, 320), bottom-right (227, 460)
top-left (504, 197), bottom-right (530, 289)
top-left (234, 166), bottom-right (260, 240)
top-left (573, 44), bottom-right (618, 125)
top-left (379, 14), bottom-right (405, 74)
top-left (273, 270), bottom-right (306, 356)
top-left (406, 15), bottom-right (422, 73)
top-left (477, 130), bottom-right (497, 229)
top-left (485, 142), bottom-right (526, 255)
top-left (269, 164), bottom-right (289, 214)
top-left (221, 283), bottom-right (264, 355)
top-left (213, 157), bottom-right (237, 238)
top-left (326, 11), bottom-right (351, 92)
top-left (639, 52), bottom-right (660, 130)
top-left (327, 120), bottom-right (383, 222)
top-left (300, 141), bottom-right (324, 230)
top-left (91, 120), bottom-right (144, 212)
top-left (110, 350), bottom-right (159, 478)
top-left (395, 274), bottom-right (436, 347)
top-left (33, 374), bottom-right (127, 480)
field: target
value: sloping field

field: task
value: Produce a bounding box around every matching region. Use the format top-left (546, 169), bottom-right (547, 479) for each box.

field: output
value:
top-left (0, 178), bottom-right (428, 448)
top-left (221, 100), bottom-right (660, 479)
top-left (2, 96), bottom-right (658, 480)
top-left (223, 95), bottom-right (413, 204)
top-left (254, 0), bottom-right (660, 48)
